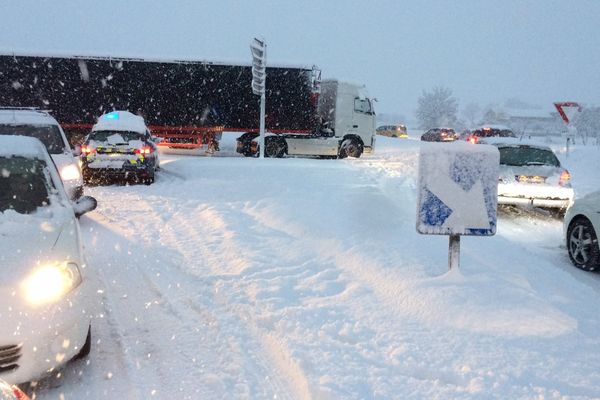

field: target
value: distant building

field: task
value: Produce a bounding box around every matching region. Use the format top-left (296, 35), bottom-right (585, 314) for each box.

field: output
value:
top-left (505, 108), bottom-right (565, 138)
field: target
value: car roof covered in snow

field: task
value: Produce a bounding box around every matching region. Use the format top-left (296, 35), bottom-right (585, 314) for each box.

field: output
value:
top-left (0, 109), bottom-right (60, 126)
top-left (92, 111), bottom-right (149, 134)
top-left (478, 137), bottom-right (553, 150)
top-left (0, 135), bottom-right (54, 159)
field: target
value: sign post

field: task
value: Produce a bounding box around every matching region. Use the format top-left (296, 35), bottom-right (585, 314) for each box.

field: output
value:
top-left (416, 143), bottom-right (500, 271)
top-left (554, 102), bottom-right (582, 154)
top-left (250, 38), bottom-right (267, 159)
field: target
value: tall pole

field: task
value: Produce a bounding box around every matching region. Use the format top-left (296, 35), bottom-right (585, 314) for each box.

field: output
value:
top-left (259, 91), bottom-right (266, 159)
top-left (250, 38), bottom-right (267, 158)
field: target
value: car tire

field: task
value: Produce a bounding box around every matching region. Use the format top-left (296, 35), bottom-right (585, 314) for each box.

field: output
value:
top-left (567, 217), bottom-right (600, 271)
top-left (339, 139), bottom-right (363, 159)
top-left (74, 325), bottom-right (92, 360)
top-left (265, 138), bottom-right (286, 158)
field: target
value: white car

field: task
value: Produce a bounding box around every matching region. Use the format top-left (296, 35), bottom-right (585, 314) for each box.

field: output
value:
top-left (481, 138), bottom-right (574, 209)
top-left (0, 135), bottom-right (97, 385)
top-left (564, 191), bottom-right (600, 271)
top-left (0, 108), bottom-right (84, 200)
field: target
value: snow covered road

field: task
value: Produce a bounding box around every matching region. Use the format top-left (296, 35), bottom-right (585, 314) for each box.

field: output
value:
top-left (35, 137), bottom-right (600, 399)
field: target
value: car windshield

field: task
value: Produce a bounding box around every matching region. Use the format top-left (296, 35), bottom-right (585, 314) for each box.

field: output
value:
top-left (90, 130), bottom-right (145, 143)
top-left (498, 146), bottom-right (560, 167)
top-left (0, 124), bottom-right (65, 154)
top-left (0, 156), bottom-right (51, 214)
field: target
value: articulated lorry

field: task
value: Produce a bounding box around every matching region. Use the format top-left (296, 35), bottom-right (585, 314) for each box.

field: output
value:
top-left (0, 53), bottom-right (375, 158)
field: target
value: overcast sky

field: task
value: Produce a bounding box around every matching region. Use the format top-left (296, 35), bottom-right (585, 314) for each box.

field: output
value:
top-left (2, 0), bottom-right (599, 124)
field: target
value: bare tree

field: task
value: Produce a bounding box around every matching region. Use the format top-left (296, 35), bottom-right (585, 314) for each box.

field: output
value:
top-left (415, 86), bottom-right (458, 130)
top-left (461, 102), bottom-right (481, 128)
top-left (572, 107), bottom-right (600, 145)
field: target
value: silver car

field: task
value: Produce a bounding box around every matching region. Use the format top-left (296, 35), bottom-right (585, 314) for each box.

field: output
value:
top-left (481, 138), bottom-right (574, 210)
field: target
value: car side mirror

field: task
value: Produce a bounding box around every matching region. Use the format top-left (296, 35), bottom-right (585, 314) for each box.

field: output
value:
top-left (73, 195), bottom-right (97, 218)
top-left (72, 145), bottom-right (82, 157)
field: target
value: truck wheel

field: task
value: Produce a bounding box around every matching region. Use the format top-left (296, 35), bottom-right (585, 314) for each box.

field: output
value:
top-left (339, 139), bottom-right (363, 159)
top-left (265, 138), bottom-right (286, 158)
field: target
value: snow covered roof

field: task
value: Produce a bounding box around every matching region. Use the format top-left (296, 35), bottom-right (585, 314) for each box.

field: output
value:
top-left (478, 137), bottom-right (552, 150)
top-left (0, 109), bottom-right (60, 126)
top-left (92, 111), bottom-right (149, 134)
top-left (0, 51), bottom-right (314, 70)
top-left (0, 135), bottom-right (52, 159)
top-left (473, 124), bottom-right (512, 131)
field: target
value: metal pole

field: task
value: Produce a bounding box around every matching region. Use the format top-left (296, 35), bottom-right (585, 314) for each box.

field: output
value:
top-left (259, 92), bottom-right (266, 159)
top-left (448, 234), bottom-right (460, 270)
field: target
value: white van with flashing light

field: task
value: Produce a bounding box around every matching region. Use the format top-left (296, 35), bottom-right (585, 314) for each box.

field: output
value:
top-left (80, 111), bottom-right (160, 184)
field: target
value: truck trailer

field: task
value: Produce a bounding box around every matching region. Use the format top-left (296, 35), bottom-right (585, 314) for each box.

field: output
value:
top-left (0, 53), bottom-right (375, 158)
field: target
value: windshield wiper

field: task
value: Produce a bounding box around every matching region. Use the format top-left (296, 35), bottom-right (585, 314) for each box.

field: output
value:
top-left (524, 162), bottom-right (547, 166)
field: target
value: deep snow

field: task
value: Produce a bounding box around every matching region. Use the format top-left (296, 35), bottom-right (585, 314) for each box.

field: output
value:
top-left (25, 135), bottom-right (600, 399)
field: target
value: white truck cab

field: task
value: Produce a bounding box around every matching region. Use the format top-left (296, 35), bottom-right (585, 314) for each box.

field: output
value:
top-left (255, 80), bottom-right (376, 159)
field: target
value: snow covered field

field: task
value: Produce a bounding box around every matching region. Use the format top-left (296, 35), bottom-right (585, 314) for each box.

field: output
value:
top-left (34, 135), bottom-right (600, 399)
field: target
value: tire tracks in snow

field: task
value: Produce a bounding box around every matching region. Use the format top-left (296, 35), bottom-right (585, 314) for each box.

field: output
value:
top-left (84, 184), bottom-right (311, 399)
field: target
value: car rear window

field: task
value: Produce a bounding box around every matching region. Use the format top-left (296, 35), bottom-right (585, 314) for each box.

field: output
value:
top-left (0, 124), bottom-right (65, 154)
top-left (498, 146), bottom-right (560, 167)
top-left (474, 129), bottom-right (515, 138)
top-left (0, 156), bottom-right (51, 214)
top-left (90, 130), bottom-right (145, 143)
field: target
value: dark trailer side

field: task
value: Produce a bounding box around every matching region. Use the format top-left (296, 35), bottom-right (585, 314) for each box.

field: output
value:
top-left (0, 54), bottom-right (319, 148)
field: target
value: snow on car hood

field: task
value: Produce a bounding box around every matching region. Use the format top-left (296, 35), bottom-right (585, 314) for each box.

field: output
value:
top-left (0, 207), bottom-right (80, 283)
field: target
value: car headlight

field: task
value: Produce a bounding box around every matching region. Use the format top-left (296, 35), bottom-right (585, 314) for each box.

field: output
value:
top-left (60, 163), bottom-right (82, 181)
top-left (21, 262), bottom-right (82, 306)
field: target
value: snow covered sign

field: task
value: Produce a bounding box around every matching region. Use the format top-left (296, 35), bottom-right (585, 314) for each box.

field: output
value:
top-left (417, 142), bottom-right (499, 236)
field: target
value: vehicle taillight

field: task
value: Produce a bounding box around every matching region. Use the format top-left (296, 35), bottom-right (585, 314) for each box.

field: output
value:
top-left (468, 136), bottom-right (478, 144)
top-left (559, 170), bottom-right (571, 186)
top-left (13, 386), bottom-right (31, 400)
top-left (81, 145), bottom-right (95, 154)
top-left (135, 146), bottom-right (154, 155)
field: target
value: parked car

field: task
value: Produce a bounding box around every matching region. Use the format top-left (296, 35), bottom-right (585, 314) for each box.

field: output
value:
top-left (465, 125), bottom-right (516, 144)
top-left (376, 124), bottom-right (408, 138)
top-left (80, 111), bottom-right (159, 184)
top-left (0, 380), bottom-right (29, 400)
top-left (0, 135), bottom-right (97, 385)
top-left (420, 127), bottom-right (457, 142)
top-left (481, 138), bottom-right (573, 210)
top-left (564, 191), bottom-right (600, 271)
top-left (0, 108), bottom-right (84, 199)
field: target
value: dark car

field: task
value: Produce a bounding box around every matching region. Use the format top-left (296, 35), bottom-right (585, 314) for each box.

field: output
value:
top-left (466, 126), bottom-right (516, 144)
top-left (420, 127), bottom-right (457, 142)
top-left (80, 111), bottom-right (160, 184)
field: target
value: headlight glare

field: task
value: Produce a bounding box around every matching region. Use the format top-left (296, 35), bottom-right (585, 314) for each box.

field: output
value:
top-left (22, 262), bottom-right (82, 306)
top-left (60, 164), bottom-right (82, 181)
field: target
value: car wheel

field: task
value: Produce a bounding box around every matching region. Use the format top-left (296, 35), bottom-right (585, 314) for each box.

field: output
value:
top-left (567, 217), bottom-right (600, 271)
top-left (339, 139), bottom-right (363, 159)
top-left (265, 138), bottom-right (286, 158)
top-left (74, 325), bottom-right (92, 360)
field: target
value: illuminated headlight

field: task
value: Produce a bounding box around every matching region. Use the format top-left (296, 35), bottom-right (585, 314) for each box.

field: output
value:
top-left (21, 262), bottom-right (82, 306)
top-left (60, 163), bottom-right (82, 181)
